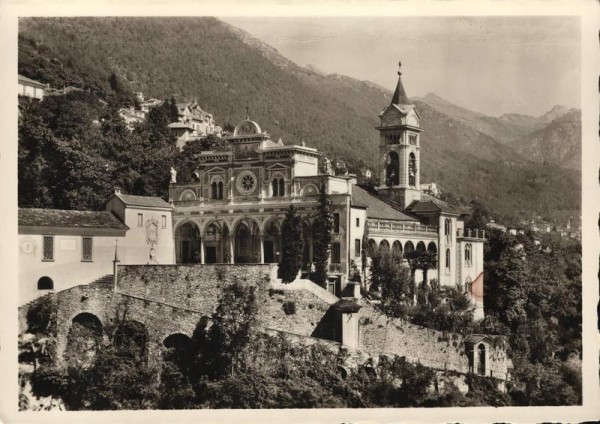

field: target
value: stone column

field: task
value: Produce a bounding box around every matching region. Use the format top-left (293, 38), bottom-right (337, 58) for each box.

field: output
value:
top-left (229, 235), bottom-right (235, 264)
top-left (199, 237), bottom-right (205, 264)
top-left (259, 236), bottom-right (265, 263)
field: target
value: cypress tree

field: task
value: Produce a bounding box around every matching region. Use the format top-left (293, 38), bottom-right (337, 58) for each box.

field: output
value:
top-left (312, 185), bottom-right (333, 288)
top-left (280, 205), bottom-right (304, 283)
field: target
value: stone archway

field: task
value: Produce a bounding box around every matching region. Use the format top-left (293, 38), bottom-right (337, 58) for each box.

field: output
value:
top-left (264, 219), bottom-right (283, 263)
top-left (64, 312), bottom-right (103, 368)
top-left (234, 219), bottom-right (261, 263)
top-left (175, 221), bottom-right (201, 264)
top-left (163, 333), bottom-right (194, 372)
top-left (203, 220), bottom-right (229, 264)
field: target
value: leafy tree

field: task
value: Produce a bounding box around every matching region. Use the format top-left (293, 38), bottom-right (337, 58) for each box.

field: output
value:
top-left (312, 185), bottom-right (333, 288)
top-left (203, 282), bottom-right (259, 378)
top-left (158, 360), bottom-right (196, 409)
top-left (280, 205), bottom-right (304, 283)
top-left (370, 250), bottom-right (411, 317)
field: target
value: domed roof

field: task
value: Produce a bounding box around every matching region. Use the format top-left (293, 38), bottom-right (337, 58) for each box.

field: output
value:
top-left (233, 119), bottom-right (262, 137)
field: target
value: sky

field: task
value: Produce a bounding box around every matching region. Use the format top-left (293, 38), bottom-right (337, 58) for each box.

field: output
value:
top-left (222, 16), bottom-right (581, 117)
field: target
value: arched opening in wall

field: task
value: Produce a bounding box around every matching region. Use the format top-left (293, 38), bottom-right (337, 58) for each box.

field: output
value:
top-left (408, 153), bottom-right (417, 187)
top-left (367, 239), bottom-right (378, 258)
top-left (445, 248), bottom-right (451, 271)
top-left (427, 242), bottom-right (437, 269)
top-left (163, 333), bottom-right (194, 373)
top-left (272, 176), bottom-right (285, 197)
top-left (416, 241), bottom-right (426, 253)
top-left (234, 219), bottom-right (261, 263)
top-left (385, 152), bottom-right (400, 186)
top-left (444, 218), bottom-right (452, 243)
top-left (211, 178), bottom-right (224, 200)
top-left (477, 343), bottom-right (486, 375)
top-left (392, 240), bottom-right (402, 257)
top-left (379, 239), bottom-right (390, 253)
top-left (37, 276), bottom-right (54, 290)
top-left (64, 313), bottom-right (103, 368)
top-left (404, 241), bottom-right (414, 258)
top-left (264, 220), bottom-right (282, 263)
top-left (175, 222), bottom-right (201, 264)
top-left (204, 221), bottom-right (229, 264)
top-left (114, 321), bottom-right (148, 363)
top-left (464, 243), bottom-right (473, 267)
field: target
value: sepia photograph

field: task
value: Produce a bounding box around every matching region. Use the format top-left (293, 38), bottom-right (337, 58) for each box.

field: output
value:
top-left (1, 1), bottom-right (598, 423)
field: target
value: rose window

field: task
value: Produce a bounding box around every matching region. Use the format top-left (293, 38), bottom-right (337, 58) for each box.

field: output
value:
top-left (242, 175), bottom-right (254, 191)
top-left (236, 171), bottom-right (257, 195)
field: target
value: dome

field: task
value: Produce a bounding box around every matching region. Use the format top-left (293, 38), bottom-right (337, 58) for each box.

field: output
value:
top-left (233, 119), bottom-right (262, 137)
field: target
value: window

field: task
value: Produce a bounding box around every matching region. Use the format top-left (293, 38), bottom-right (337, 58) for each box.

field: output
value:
top-left (445, 248), bottom-right (451, 270)
top-left (408, 153), bottom-right (417, 186)
top-left (331, 242), bottom-right (341, 264)
top-left (211, 180), bottom-right (224, 200)
top-left (82, 237), bottom-right (93, 262)
top-left (162, 215), bottom-right (167, 229)
top-left (356, 218), bottom-right (360, 227)
top-left (333, 213), bottom-right (340, 234)
top-left (409, 134), bottom-right (417, 145)
top-left (444, 218), bottom-right (452, 243)
top-left (354, 239), bottom-right (361, 257)
top-left (272, 178), bottom-right (285, 197)
top-left (37, 276), bottom-right (53, 290)
top-left (42, 236), bottom-right (54, 261)
top-left (464, 243), bottom-right (472, 267)
top-left (137, 213), bottom-right (143, 227)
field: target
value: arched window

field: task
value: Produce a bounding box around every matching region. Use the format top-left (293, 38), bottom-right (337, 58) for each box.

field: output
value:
top-left (416, 241), bottom-right (426, 253)
top-left (404, 241), bottom-right (414, 258)
top-left (386, 152), bottom-right (399, 186)
top-left (272, 178), bottom-right (285, 197)
top-left (477, 344), bottom-right (486, 375)
top-left (445, 248), bottom-right (451, 270)
top-left (37, 276), bottom-right (53, 290)
top-left (444, 218), bottom-right (452, 243)
top-left (408, 153), bottom-right (417, 186)
top-left (392, 240), bottom-right (402, 256)
top-left (464, 243), bottom-right (472, 267)
top-left (379, 240), bottom-right (390, 252)
top-left (211, 179), bottom-right (224, 200)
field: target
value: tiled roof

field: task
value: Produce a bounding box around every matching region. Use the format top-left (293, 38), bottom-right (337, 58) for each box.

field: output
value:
top-left (405, 194), bottom-right (461, 214)
top-left (351, 185), bottom-right (417, 222)
top-left (18, 74), bottom-right (46, 87)
top-left (115, 193), bottom-right (172, 209)
top-left (19, 208), bottom-right (128, 230)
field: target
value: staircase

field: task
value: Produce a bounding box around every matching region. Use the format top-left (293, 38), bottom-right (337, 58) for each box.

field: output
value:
top-left (89, 274), bottom-right (114, 287)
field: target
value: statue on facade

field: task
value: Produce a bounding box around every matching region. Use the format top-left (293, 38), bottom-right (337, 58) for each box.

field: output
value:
top-left (170, 167), bottom-right (177, 184)
top-left (321, 157), bottom-right (334, 176)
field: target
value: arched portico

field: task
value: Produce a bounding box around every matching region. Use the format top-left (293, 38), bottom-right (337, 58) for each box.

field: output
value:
top-left (263, 219), bottom-right (283, 263)
top-left (233, 219), bottom-right (261, 263)
top-left (175, 221), bottom-right (201, 264)
top-left (203, 220), bottom-right (230, 264)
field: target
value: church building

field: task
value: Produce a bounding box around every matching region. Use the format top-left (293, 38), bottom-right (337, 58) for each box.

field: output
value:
top-left (168, 62), bottom-right (486, 317)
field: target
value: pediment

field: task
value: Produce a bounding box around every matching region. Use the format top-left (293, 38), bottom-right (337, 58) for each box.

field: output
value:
top-left (206, 166), bottom-right (227, 173)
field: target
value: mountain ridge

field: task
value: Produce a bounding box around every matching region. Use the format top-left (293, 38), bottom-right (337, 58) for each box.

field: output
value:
top-left (17, 16), bottom-right (580, 223)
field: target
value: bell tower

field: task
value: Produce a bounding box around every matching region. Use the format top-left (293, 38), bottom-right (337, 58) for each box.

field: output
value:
top-left (376, 61), bottom-right (424, 208)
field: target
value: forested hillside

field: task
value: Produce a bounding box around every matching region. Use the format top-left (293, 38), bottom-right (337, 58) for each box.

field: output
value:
top-left (18, 17), bottom-right (580, 224)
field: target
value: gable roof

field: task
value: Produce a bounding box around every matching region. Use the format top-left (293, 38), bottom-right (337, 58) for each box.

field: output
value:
top-left (351, 185), bottom-right (417, 222)
top-left (114, 193), bottom-right (172, 209)
top-left (19, 208), bottom-right (128, 230)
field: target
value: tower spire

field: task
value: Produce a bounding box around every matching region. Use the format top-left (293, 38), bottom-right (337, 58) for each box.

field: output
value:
top-left (245, 106), bottom-right (250, 120)
top-left (391, 60), bottom-right (410, 105)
